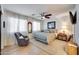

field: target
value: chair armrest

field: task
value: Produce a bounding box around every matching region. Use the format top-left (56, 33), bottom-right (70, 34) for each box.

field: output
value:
top-left (23, 36), bottom-right (28, 38)
top-left (20, 33), bottom-right (28, 38)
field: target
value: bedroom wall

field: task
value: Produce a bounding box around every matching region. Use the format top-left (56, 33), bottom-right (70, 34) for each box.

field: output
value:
top-left (56, 12), bottom-right (73, 34)
top-left (74, 5), bottom-right (79, 46)
top-left (43, 12), bottom-right (73, 34)
top-left (1, 13), bottom-right (11, 49)
top-left (1, 9), bottom-right (19, 49)
top-left (1, 6), bottom-right (8, 49)
top-left (0, 5), bottom-right (1, 50)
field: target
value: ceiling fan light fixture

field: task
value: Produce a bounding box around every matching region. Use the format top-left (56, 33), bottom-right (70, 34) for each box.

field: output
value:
top-left (42, 16), bottom-right (45, 18)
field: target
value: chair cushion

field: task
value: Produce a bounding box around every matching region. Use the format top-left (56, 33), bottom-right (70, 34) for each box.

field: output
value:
top-left (19, 36), bottom-right (24, 39)
top-left (25, 38), bottom-right (29, 40)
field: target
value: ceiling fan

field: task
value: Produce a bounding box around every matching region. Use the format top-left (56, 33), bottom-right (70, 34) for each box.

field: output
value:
top-left (32, 12), bottom-right (52, 19)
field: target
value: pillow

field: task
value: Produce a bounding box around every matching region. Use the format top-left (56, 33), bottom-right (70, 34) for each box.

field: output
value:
top-left (49, 29), bottom-right (56, 33)
top-left (19, 36), bottom-right (24, 39)
top-left (56, 33), bottom-right (67, 41)
top-left (44, 30), bottom-right (49, 33)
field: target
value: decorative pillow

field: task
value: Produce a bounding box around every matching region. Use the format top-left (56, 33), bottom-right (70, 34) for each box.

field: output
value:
top-left (56, 33), bottom-right (67, 41)
top-left (19, 36), bottom-right (24, 39)
top-left (44, 30), bottom-right (49, 33)
top-left (48, 29), bottom-right (56, 33)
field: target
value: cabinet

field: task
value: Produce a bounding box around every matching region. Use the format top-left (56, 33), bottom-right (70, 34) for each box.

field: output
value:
top-left (65, 42), bottom-right (77, 55)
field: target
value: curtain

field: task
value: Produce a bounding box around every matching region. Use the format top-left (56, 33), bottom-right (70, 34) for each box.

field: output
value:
top-left (7, 16), bottom-right (28, 45)
top-left (9, 17), bottom-right (18, 33)
top-left (8, 16), bottom-right (27, 34)
top-left (19, 19), bottom-right (27, 32)
top-left (33, 21), bottom-right (40, 31)
top-left (2, 10), bottom-right (28, 46)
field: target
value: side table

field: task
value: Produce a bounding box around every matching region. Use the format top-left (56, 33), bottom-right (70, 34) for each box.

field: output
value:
top-left (65, 42), bottom-right (77, 55)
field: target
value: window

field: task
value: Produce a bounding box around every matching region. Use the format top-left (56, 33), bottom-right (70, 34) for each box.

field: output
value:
top-left (8, 17), bottom-right (27, 33)
top-left (9, 17), bottom-right (18, 33)
top-left (19, 19), bottom-right (27, 32)
top-left (33, 21), bottom-right (40, 31)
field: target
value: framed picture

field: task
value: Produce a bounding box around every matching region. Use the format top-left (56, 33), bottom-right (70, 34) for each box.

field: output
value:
top-left (47, 21), bottom-right (56, 29)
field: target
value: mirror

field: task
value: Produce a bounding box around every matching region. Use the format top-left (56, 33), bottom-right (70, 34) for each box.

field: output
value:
top-left (28, 22), bottom-right (32, 33)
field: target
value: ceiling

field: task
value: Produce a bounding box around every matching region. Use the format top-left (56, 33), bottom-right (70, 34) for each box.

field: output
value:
top-left (2, 4), bottom-right (75, 20)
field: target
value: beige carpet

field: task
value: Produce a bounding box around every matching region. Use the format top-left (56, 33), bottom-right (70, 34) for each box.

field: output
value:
top-left (30, 38), bottom-right (67, 55)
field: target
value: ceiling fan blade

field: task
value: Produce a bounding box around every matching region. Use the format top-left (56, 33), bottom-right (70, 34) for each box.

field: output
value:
top-left (45, 14), bottom-right (52, 16)
top-left (45, 16), bottom-right (50, 19)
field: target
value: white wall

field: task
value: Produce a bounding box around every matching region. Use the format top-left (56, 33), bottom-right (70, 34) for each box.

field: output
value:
top-left (74, 5), bottom-right (79, 46)
top-left (1, 11), bottom-right (18, 49)
top-left (43, 12), bottom-right (73, 34)
top-left (57, 13), bottom-right (73, 34)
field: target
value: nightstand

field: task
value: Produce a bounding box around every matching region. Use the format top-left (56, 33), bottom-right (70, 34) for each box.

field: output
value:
top-left (65, 42), bottom-right (77, 55)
